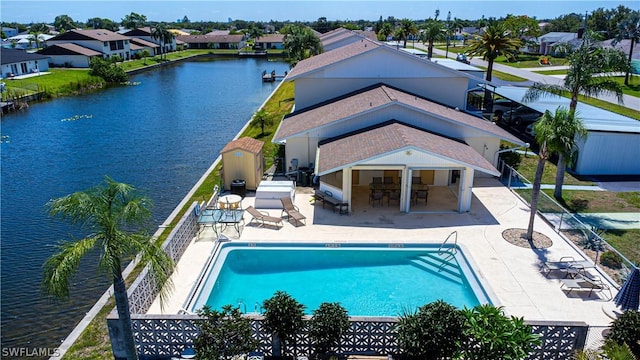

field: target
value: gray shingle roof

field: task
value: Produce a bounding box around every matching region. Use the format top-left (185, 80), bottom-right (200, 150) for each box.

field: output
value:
top-left (1, 48), bottom-right (49, 65)
top-left (37, 43), bottom-right (102, 57)
top-left (274, 84), bottom-right (523, 145)
top-left (317, 121), bottom-right (499, 176)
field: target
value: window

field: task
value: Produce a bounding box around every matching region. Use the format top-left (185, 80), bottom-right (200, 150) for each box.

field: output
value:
top-left (20, 63), bottom-right (27, 74)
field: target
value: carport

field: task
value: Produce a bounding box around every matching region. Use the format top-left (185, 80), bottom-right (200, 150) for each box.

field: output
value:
top-left (491, 86), bottom-right (640, 176)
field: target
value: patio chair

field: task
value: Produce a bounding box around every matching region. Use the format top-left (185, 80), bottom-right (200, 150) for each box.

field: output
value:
top-left (246, 206), bottom-right (283, 229)
top-left (388, 189), bottom-right (400, 206)
top-left (280, 197), bottom-right (306, 226)
top-left (560, 274), bottom-right (612, 300)
top-left (369, 189), bottom-right (384, 207)
top-left (540, 256), bottom-right (595, 278)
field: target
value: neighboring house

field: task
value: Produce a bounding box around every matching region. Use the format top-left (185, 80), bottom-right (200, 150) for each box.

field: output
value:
top-left (129, 38), bottom-right (160, 58)
top-left (254, 34), bottom-right (285, 50)
top-left (176, 34), bottom-right (245, 49)
top-left (5, 34), bottom-right (54, 50)
top-left (275, 35), bottom-right (525, 213)
top-left (537, 32), bottom-right (577, 55)
top-left (2, 27), bottom-right (18, 38)
top-left (493, 86), bottom-right (640, 176)
top-left (122, 27), bottom-right (177, 55)
top-left (1, 48), bottom-right (50, 78)
top-left (46, 29), bottom-right (131, 60)
top-left (205, 30), bottom-right (230, 36)
top-left (354, 30), bottom-right (378, 41)
top-left (37, 43), bottom-right (102, 68)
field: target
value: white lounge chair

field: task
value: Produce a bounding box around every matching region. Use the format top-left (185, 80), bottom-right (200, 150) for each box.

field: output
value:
top-left (560, 274), bottom-right (612, 300)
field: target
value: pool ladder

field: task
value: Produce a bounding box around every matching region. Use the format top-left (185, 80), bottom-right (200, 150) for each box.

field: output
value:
top-left (437, 231), bottom-right (458, 272)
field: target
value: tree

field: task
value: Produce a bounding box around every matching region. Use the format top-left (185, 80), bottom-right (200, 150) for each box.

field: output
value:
top-left (30, 23), bottom-right (50, 34)
top-left (140, 49), bottom-right (150, 65)
top-left (121, 12), bottom-right (147, 29)
top-left (459, 304), bottom-right (540, 360)
top-left (262, 291), bottom-right (306, 358)
top-left (89, 57), bottom-right (128, 83)
top-left (465, 20), bottom-right (522, 82)
top-left (397, 300), bottom-right (465, 360)
top-left (151, 24), bottom-right (174, 60)
top-left (54, 14), bottom-right (76, 31)
top-left (283, 25), bottom-right (323, 66)
top-left (397, 18), bottom-right (418, 48)
top-left (248, 25), bottom-right (264, 46)
top-left (606, 310), bottom-right (640, 357)
top-left (503, 14), bottom-right (541, 38)
top-left (250, 108), bottom-right (272, 137)
top-left (42, 176), bottom-right (174, 360)
top-left (523, 35), bottom-right (627, 199)
top-left (378, 22), bottom-right (393, 42)
top-left (87, 17), bottom-right (119, 32)
top-left (613, 10), bottom-right (640, 85)
top-left (308, 302), bottom-right (350, 358)
top-left (419, 20), bottom-right (445, 59)
top-left (525, 107), bottom-right (583, 241)
top-left (194, 304), bottom-right (258, 360)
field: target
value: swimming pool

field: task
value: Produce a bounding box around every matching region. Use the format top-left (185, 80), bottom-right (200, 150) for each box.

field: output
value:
top-left (187, 243), bottom-right (495, 317)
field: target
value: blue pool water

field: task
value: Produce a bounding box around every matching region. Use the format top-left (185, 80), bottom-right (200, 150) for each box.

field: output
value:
top-left (190, 244), bottom-right (492, 316)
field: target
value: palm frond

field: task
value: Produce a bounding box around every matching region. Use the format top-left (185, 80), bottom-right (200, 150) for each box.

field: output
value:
top-left (42, 237), bottom-right (97, 299)
top-left (129, 235), bottom-right (175, 311)
top-left (522, 83), bottom-right (567, 103)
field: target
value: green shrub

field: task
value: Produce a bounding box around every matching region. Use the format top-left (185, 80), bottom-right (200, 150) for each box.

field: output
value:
top-left (459, 304), bottom-right (541, 360)
top-left (89, 57), bottom-right (128, 83)
top-left (396, 300), bottom-right (465, 360)
top-left (499, 144), bottom-right (523, 169)
top-left (606, 310), bottom-right (640, 357)
top-left (600, 251), bottom-right (623, 269)
top-left (308, 302), bottom-right (350, 358)
top-left (194, 304), bottom-right (258, 360)
top-left (262, 291), bottom-right (306, 357)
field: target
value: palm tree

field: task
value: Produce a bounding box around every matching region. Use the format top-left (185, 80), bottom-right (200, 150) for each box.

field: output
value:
top-left (151, 24), bottom-right (174, 60)
top-left (42, 176), bottom-right (174, 360)
top-left (526, 107), bottom-right (585, 240)
top-left (250, 108), bottom-right (272, 136)
top-left (378, 22), bottom-right (393, 42)
top-left (397, 18), bottom-right (418, 48)
top-left (283, 25), bottom-right (323, 66)
top-left (465, 20), bottom-right (522, 82)
top-left (419, 20), bottom-right (445, 59)
top-left (523, 35), bottom-right (627, 198)
top-left (248, 25), bottom-right (264, 47)
top-left (613, 10), bottom-right (640, 85)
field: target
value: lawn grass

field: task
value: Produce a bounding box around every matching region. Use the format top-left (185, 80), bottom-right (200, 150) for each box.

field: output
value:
top-left (2, 69), bottom-right (105, 99)
top-left (494, 54), bottom-right (564, 69)
top-left (529, 73), bottom-right (640, 98)
top-left (61, 75), bottom-right (295, 360)
top-left (604, 229), bottom-right (640, 266)
top-left (542, 189), bottom-right (640, 213)
top-left (515, 153), bottom-right (594, 186)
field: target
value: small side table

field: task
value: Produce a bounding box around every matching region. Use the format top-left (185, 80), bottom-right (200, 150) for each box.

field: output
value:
top-left (338, 203), bottom-right (349, 215)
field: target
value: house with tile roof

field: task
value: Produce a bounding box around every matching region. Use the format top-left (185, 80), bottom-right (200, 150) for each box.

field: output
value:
top-left (36, 43), bottom-right (102, 68)
top-left (1, 48), bottom-right (50, 78)
top-left (122, 27), bottom-right (177, 55)
top-left (254, 34), bottom-right (285, 50)
top-left (45, 29), bottom-right (132, 60)
top-left (275, 48), bottom-right (524, 213)
top-left (129, 38), bottom-right (160, 58)
top-left (176, 34), bottom-right (245, 49)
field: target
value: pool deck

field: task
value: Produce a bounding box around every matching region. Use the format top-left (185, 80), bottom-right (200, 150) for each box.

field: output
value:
top-left (148, 177), bottom-right (618, 327)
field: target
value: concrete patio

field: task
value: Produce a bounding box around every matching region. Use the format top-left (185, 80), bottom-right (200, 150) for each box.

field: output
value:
top-left (148, 177), bottom-right (619, 331)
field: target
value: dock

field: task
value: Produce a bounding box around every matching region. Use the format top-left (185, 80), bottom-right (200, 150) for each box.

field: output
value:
top-left (262, 70), bottom-right (287, 82)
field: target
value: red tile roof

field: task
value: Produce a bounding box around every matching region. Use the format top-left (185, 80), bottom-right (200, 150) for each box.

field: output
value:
top-left (274, 84), bottom-right (522, 145)
top-left (220, 137), bottom-right (264, 154)
top-left (317, 122), bottom-right (499, 176)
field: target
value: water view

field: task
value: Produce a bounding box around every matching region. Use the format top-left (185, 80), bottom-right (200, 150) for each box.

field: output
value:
top-left (0, 57), bottom-right (290, 353)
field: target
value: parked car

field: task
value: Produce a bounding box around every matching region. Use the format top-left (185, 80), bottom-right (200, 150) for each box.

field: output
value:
top-left (503, 106), bottom-right (543, 127)
top-left (491, 98), bottom-right (519, 121)
top-left (456, 53), bottom-right (470, 64)
top-left (525, 123), bottom-right (537, 137)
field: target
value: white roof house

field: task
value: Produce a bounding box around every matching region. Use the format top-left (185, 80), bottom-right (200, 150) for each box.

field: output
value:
top-left (494, 86), bottom-right (640, 176)
top-left (276, 36), bottom-right (526, 214)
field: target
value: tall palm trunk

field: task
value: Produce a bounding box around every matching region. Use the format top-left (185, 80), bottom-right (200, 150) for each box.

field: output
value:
top-left (527, 143), bottom-right (548, 240)
top-left (113, 266), bottom-right (138, 360)
top-left (625, 39), bottom-right (635, 85)
top-left (553, 154), bottom-right (566, 199)
top-left (427, 40), bottom-right (434, 58)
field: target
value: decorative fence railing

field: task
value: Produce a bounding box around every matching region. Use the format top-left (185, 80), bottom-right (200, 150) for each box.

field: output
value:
top-left (127, 315), bottom-right (588, 360)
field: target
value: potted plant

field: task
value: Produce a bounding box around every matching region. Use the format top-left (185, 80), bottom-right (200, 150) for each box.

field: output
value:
top-left (262, 291), bottom-right (306, 359)
top-left (308, 302), bottom-right (350, 360)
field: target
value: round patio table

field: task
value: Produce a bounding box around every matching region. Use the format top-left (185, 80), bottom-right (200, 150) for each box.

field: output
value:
top-left (218, 194), bottom-right (242, 209)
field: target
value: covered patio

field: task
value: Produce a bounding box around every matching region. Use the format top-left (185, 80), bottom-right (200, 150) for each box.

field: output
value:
top-left (314, 121), bottom-right (500, 214)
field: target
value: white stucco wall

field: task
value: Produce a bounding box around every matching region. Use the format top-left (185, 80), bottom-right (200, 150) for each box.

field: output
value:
top-left (48, 55), bottom-right (92, 68)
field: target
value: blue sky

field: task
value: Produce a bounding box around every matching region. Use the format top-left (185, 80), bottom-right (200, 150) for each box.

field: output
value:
top-left (2, 0), bottom-right (637, 24)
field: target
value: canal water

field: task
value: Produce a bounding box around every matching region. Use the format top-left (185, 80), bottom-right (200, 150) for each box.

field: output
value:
top-left (0, 57), bottom-right (290, 354)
